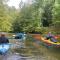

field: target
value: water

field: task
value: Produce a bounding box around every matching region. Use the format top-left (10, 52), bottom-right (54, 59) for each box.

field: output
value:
top-left (0, 33), bottom-right (60, 60)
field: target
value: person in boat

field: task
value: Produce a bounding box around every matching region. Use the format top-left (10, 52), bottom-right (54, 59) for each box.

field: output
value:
top-left (0, 33), bottom-right (9, 44)
top-left (46, 32), bottom-right (54, 39)
top-left (46, 32), bottom-right (57, 43)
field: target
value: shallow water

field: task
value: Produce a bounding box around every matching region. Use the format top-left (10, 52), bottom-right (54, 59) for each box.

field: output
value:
top-left (0, 45), bottom-right (60, 60)
top-left (0, 53), bottom-right (43, 60)
top-left (0, 33), bottom-right (60, 60)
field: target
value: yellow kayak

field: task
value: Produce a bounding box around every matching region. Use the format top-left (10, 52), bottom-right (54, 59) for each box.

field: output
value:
top-left (41, 37), bottom-right (60, 46)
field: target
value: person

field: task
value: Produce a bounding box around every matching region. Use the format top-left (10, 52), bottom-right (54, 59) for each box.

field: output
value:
top-left (46, 32), bottom-right (54, 40)
top-left (46, 32), bottom-right (57, 42)
top-left (0, 33), bottom-right (9, 44)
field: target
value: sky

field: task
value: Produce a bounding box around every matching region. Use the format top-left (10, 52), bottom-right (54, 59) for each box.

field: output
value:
top-left (7, 0), bottom-right (27, 9)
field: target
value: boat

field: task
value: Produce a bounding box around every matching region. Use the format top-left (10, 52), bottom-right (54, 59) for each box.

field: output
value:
top-left (31, 34), bottom-right (60, 48)
top-left (41, 37), bottom-right (60, 48)
top-left (14, 33), bottom-right (26, 40)
top-left (0, 44), bottom-right (10, 55)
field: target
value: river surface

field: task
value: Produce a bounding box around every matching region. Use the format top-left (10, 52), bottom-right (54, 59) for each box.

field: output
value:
top-left (0, 52), bottom-right (52, 60)
top-left (0, 33), bottom-right (60, 60)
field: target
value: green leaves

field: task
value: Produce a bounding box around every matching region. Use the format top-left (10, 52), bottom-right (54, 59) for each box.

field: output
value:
top-left (0, 0), bottom-right (60, 33)
top-left (0, 0), bottom-right (17, 32)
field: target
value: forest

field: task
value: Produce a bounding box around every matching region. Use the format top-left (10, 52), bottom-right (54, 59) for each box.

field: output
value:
top-left (0, 0), bottom-right (60, 34)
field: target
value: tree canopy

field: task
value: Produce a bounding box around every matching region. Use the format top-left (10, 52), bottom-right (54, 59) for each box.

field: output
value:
top-left (0, 0), bottom-right (60, 33)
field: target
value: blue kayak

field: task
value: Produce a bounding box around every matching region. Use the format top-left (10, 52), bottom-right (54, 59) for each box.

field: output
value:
top-left (0, 44), bottom-right (10, 55)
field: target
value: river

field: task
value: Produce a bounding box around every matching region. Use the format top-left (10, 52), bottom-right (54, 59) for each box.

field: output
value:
top-left (0, 33), bottom-right (60, 60)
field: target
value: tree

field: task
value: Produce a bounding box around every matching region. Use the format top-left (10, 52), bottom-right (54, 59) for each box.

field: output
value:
top-left (41, 0), bottom-right (55, 27)
top-left (12, 5), bottom-right (34, 32)
top-left (0, 0), bottom-right (18, 32)
top-left (52, 0), bottom-right (60, 33)
top-left (12, 0), bottom-right (60, 33)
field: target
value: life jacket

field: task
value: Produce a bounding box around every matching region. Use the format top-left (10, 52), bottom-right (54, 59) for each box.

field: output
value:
top-left (0, 37), bottom-right (9, 44)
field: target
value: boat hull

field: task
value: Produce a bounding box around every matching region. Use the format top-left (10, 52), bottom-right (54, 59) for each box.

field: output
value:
top-left (0, 44), bottom-right (10, 54)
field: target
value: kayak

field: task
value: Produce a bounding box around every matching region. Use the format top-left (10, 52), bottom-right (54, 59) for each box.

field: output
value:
top-left (41, 37), bottom-right (60, 48)
top-left (0, 44), bottom-right (10, 55)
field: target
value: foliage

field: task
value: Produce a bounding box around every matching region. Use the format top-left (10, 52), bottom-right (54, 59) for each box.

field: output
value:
top-left (41, 0), bottom-right (55, 27)
top-left (0, 0), bottom-right (17, 32)
top-left (0, 0), bottom-right (60, 33)
top-left (52, 0), bottom-right (60, 33)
